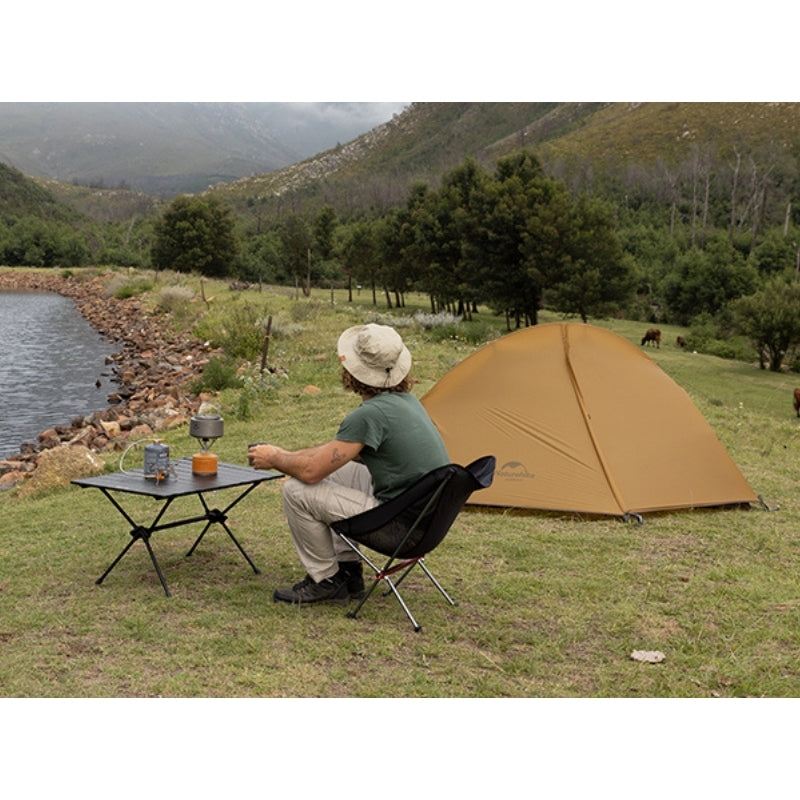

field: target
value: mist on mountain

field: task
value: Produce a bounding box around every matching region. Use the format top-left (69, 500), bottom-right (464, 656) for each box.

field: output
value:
top-left (0, 102), bottom-right (408, 197)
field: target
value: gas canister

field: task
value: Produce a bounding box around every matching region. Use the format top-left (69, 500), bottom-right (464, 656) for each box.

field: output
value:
top-left (143, 441), bottom-right (170, 481)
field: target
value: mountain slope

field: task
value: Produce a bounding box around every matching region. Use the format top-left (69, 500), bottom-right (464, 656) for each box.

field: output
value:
top-left (0, 162), bottom-right (83, 222)
top-left (204, 101), bottom-right (800, 220)
top-left (204, 102), bottom-right (566, 213)
top-left (525, 102), bottom-right (800, 165)
top-left (5, 102), bottom-right (800, 226)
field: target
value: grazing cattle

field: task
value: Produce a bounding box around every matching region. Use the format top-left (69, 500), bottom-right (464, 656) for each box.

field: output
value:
top-left (676, 336), bottom-right (687, 348)
top-left (641, 328), bottom-right (661, 348)
top-left (794, 388), bottom-right (800, 417)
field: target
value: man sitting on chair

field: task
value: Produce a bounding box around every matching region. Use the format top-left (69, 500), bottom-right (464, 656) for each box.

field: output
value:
top-left (248, 323), bottom-right (450, 605)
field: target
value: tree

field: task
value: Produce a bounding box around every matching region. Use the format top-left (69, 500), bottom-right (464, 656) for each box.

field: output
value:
top-left (0, 217), bottom-right (89, 267)
top-left (312, 205), bottom-right (338, 261)
top-left (336, 219), bottom-right (380, 304)
top-left (545, 195), bottom-right (635, 323)
top-left (279, 214), bottom-right (313, 294)
top-left (661, 233), bottom-right (760, 325)
top-left (397, 182), bottom-right (445, 312)
top-left (732, 277), bottom-right (800, 371)
top-left (374, 210), bottom-right (409, 308)
top-left (465, 150), bottom-right (564, 327)
top-left (434, 159), bottom-right (490, 318)
top-left (151, 196), bottom-right (239, 277)
top-left (238, 230), bottom-right (282, 283)
top-left (751, 228), bottom-right (798, 277)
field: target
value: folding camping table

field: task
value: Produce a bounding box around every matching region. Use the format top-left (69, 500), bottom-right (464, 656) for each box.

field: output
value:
top-left (72, 457), bottom-right (282, 597)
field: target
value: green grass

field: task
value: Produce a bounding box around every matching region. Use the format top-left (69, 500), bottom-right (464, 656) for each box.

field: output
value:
top-left (2, 270), bottom-right (800, 702)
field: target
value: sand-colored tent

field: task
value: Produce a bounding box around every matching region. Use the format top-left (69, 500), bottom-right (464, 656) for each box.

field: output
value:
top-left (421, 322), bottom-right (758, 517)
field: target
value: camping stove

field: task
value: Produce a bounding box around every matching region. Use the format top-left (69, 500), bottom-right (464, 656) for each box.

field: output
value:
top-left (189, 412), bottom-right (224, 475)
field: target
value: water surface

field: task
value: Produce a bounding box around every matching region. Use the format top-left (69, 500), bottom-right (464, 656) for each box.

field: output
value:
top-left (0, 291), bottom-right (119, 458)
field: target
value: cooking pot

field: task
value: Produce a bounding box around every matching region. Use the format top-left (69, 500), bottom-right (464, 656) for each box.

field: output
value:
top-left (190, 414), bottom-right (224, 440)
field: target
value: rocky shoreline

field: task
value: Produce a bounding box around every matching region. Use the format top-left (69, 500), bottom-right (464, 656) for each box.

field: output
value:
top-left (0, 270), bottom-right (218, 490)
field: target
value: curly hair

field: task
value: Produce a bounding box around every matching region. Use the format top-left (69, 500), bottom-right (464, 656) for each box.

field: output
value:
top-left (341, 367), bottom-right (411, 397)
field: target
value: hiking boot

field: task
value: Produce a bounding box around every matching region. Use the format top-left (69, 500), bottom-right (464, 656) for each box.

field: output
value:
top-left (273, 571), bottom-right (349, 605)
top-left (338, 561), bottom-right (365, 599)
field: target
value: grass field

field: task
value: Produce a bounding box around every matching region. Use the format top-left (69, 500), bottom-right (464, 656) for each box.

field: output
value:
top-left (1, 270), bottom-right (797, 793)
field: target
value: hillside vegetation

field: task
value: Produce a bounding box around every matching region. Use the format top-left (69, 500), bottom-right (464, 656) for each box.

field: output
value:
top-left (204, 102), bottom-right (800, 217)
top-left (0, 162), bottom-right (81, 221)
top-left (529, 102), bottom-right (800, 165)
top-left (3, 102), bottom-right (798, 225)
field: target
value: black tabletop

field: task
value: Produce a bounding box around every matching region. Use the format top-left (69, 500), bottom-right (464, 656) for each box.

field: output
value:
top-left (72, 457), bottom-right (282, 498)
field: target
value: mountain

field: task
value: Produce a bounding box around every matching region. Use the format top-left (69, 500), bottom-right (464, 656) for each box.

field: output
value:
top-left (0, 161), bottom-right (82, 222)
top-left (4, 102), bottom-right (800, 227)
top-left (203, 102), bottom-right (566, 214)
top-left (0, 102), bottom-right (407, 197)
top-left (202, 102), bottom-right (800, 220)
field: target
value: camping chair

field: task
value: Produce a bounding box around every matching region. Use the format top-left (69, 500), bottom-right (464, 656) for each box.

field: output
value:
top-left (331, 455), bottom-right (495, 632)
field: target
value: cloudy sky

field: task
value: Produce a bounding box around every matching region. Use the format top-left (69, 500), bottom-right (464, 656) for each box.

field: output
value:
top-left (265, 102), bottom-right (408, 138)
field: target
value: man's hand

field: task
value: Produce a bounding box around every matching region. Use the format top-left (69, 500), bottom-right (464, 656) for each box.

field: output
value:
top-left (247, 439), bottom-right (363, 484)
top-left (247, 443), bottom-right (278, 470)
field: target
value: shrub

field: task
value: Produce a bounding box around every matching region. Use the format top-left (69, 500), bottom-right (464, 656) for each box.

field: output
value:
top-left (191, 356), bottom-right (239, 393)
top-left (194, 303), bottom-right (271, 360)
top-left (702, 336), bottom-right (756, 361)
top-left (289, 299), bottom-right (325, 323)
top-left (688, 313), bottom-right (756, 361)
top-left (414, 312), bottom-right (495, 345)
top-left (232, 372), bottom-right (284, 420)
top-left (104, 274), bottom-right (154, 299)
top-left (414, 311), bottom-right (462, 329)
top-left (155, 285), bottom-right (195, 313)
top-left (267, 316), bottom-right (306, 340)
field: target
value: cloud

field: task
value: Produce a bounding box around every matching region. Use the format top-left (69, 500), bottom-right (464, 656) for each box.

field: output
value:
top-left (251, 103), bottom-right (408, 155)
top-left (280, 102), bottom-right (407, 128)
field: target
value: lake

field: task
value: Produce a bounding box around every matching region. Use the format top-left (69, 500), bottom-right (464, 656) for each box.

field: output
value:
top-left (0, 291), bottom-right (120, 459)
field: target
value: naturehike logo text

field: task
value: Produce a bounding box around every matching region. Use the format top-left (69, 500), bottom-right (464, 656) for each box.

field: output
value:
top-left (497, 461), bottom-right (535, 482)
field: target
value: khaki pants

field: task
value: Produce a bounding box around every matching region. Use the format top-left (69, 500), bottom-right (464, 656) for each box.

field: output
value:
top-left (280, 461), bottom-right (378, 582)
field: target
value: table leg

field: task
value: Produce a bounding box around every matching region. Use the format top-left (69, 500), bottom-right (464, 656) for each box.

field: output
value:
top-left (185, 485), bottom-right (261, 574)
top-left (91, 479), bottom-right (265, 595)
top-left (95, 491), bottom-right (175, 597)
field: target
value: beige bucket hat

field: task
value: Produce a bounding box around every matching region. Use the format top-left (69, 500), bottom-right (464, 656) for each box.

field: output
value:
top-left (337, 323), bottom-right (412, 388)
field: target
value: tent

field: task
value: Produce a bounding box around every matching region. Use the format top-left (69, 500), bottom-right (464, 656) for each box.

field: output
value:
top-left (420, 322), bottom-right (758, 517)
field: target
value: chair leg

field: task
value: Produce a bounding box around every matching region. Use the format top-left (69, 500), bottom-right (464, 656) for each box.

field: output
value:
top-left (338, 536), bottom-right (451, 632)
top-left (391, 558), bottom-right (457, 607)
top-left (417, 559), bottom-right (457, 607)
top-left (381, 577), bottom-right (422, 632)
top-left (346, 574), bottom-right (381, 620)
top-left (346, 558), bottom-right (425, 631)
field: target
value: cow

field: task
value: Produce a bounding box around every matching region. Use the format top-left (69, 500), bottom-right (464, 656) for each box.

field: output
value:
top-left (676, 336), bottom-right (687, 348)
top-left (641, 328), bottom-right (661, 348)
top-left (794, 388), bottom-right (800, 417)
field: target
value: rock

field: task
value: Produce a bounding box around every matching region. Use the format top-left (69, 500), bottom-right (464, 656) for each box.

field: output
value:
top-left (0, 471), bottom-right (27, 491)
top-left (1, 459), bottom-right (24, 476)
top-left (630, 650), bottom-right (666, 664)
top-left (16, 445), bottom-right (105, 497)
top-left (37, 428), bottom-right (61, 448)
top-left (100, 420), bottom-right (122, 438)
top-left (128, 423), bottom-right (155, 440)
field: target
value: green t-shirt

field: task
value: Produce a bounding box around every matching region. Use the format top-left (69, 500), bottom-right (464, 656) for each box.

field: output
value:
top-left (336, 392), bottom-right (450, 501)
